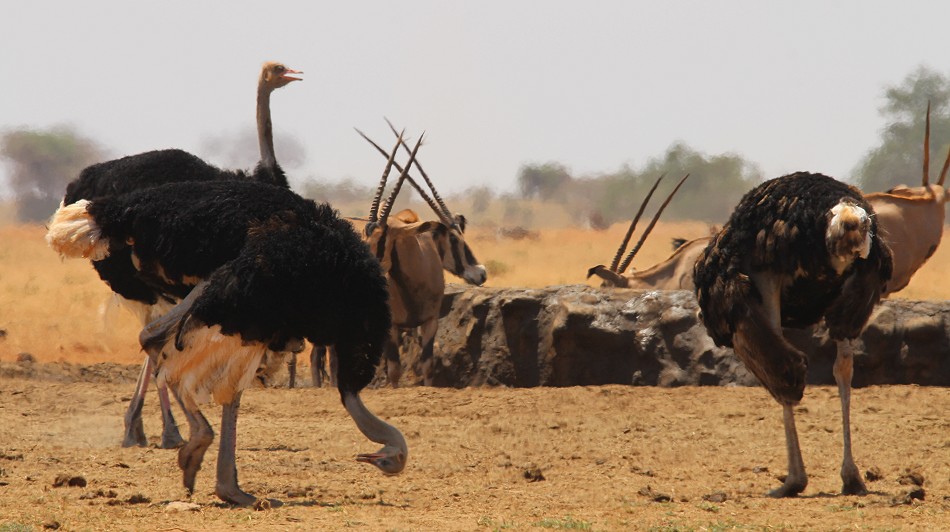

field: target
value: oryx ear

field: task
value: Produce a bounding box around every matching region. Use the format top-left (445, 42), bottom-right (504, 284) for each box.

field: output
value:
top-left (586, 265), bottom-right (630, 288)
top-left (364, 221), bottom-right (379, 238)
top-left (454, 214), bottom-right (467, 232)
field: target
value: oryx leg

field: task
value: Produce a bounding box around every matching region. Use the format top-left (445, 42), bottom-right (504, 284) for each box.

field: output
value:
top-left (384, 327), bottom-right (402, 388)
top-left (310, 344), bottom-right (330, 388)
top-left (287, 352), bottom-right (298, 388)
top-left (834, 339), bottom-right (868, 495)
top-left (418, 318), bottom-right (439, 386)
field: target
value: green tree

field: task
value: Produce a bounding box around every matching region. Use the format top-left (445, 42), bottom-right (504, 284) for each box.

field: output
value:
top-left (558, 142), bottom-right (762, 226)
top-left (855, 66), bottom-right (950, 193)
top-left (1, 126), bottom-right (104, 222)
top-left (517, 162), bottom-right (572, 201)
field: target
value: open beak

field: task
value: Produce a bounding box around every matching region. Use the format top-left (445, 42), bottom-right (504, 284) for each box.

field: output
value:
top-left (282, 68), bottom-right (303, 82)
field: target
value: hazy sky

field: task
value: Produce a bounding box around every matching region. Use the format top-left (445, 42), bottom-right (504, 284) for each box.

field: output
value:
top-left (3, 1), bottom-right (949, 195)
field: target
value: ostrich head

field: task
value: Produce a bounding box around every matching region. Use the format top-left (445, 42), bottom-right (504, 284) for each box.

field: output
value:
top-left (826, 199), bottom-right (872, 274)
top-left (356, 444), bottom-right (408, 475)
top-left (260, 61), bottom-right (302, 91)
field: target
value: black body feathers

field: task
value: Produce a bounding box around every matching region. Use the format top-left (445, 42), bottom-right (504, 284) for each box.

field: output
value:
top-left (88, 180), bottom-right (391, 395)
top-left (64, 148), bottom-right (288, 304)
top-left (694, 172), bottom-right (892, 348)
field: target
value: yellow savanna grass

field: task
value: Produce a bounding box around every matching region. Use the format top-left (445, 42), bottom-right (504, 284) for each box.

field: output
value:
top-left (2, 221), bottom-right (948, 365)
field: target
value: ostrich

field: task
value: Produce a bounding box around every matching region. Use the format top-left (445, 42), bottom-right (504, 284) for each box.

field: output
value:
top-left (62, 61), bottom-right (301, 449)
top-left (46, 178), bottom-right (409, 507)
top-left (694, 172), bottom-right (892, 497)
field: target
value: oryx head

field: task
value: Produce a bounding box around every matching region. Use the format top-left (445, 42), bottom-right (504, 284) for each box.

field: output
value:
top-left (359, 124), bottom-right (487, 287)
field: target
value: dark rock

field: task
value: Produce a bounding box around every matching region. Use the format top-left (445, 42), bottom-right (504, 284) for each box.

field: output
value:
top-left (386, 285), bottom-right (950, 388)
top-left (523, 465), bottom-right (545, 482)
top-left (638, 485), bottom-right (672, 502)
top-left (898, 469), bottom-right (925, 487)
top-left (52, 474), bottom-right (86, 488)
top-left (865, 466), bottom-right (884, 482)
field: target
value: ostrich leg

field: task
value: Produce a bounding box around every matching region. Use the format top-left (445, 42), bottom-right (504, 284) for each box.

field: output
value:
top-left (157, 380), bottom-right (185, 448)
top-left (123, 357), bottom-right (183, 448)
top-left (177, 403), bottom-right (214, 496)
top-left (122, 356), bottom-right (151, 447)
top-left (215, 392), bottom-right (260, 507)
top-left (834, 339), bottom-right (868, 495)
top-left (771, 403), bottom-right (808, 497)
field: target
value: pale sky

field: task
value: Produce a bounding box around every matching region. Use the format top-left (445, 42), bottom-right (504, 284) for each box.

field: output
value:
top-left (2, 1), bottom-right (948, 195)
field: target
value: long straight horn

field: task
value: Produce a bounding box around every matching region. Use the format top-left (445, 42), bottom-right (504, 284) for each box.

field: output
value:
top-left (939, 145), bottom-right (950, 187)
top-left (379, 133), bottom-right (426, 228)
top-left (385, 118), bottom-right (454, 221)
top-left (356, 128), bottom-right (404, 223)
top-left (608, 174), bottom-right (665, 272)
top-left (924, 101), bottom-right (931, 187)
top-left (617, 173), bottom-right (691, 274)
top-left (358, 125), bottom-right (452, 225)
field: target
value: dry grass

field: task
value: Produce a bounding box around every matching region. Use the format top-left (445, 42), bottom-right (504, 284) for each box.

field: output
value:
top-left (3, 220), bottom-right (950, 365)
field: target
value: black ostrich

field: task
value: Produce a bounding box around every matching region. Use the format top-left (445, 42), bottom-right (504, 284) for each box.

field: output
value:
top-left (62, 61), bottom-right (301, 449)
top-left (694, 172), bottom-right (892, 498)
top-left (46, 179), bottom-right (407, 507)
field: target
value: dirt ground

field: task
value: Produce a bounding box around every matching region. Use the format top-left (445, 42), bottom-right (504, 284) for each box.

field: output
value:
top-left (2, 223), bottom-right (950, 530)
top-left (0, 363), bottom-right (948, 531)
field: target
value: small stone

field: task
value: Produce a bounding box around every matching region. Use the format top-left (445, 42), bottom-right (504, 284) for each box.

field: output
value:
top-left (165, 501), bottom-right (201, 512)
top-left (703, 491), bottom-right (728, 503)
top-left (16, 352), bottom-right (35, 363)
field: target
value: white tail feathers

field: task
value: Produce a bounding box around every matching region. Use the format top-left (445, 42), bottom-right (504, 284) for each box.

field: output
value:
top-left (46, 200), bottom-right (110, 261)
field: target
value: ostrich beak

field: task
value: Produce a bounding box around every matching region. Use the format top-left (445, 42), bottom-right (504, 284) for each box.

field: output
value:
top-left (282, 68), bottom-right (303, 82)
top-left (356, 447), bottom-right (407, 475)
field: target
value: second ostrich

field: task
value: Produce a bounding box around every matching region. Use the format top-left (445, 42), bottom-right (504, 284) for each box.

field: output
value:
top-left (694, 172), bottom-right (892, 497)
top-left (46, 180), bottom-right (407, 507)
top-left (63, 61), bottom-right (301, 449)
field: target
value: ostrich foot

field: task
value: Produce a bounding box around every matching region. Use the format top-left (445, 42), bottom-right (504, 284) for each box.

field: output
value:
top-left (122, 415), bottom-right (147, 448)
top-left (767, 477), bottom-right (807, 498)
top-left (178, 436), bottom-right (212, 493)
top-left (215, 483), bottom-right (259, 507)
top-left (161, 425), bottom-right (186, 449)
top-left (841, 464), bottom-right (868, 496)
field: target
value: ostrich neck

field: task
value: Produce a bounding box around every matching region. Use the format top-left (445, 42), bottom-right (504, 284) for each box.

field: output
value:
top-left (343, 392), bottom-right (407, 452)
top-left (256, 83), bottom-right (276, 170)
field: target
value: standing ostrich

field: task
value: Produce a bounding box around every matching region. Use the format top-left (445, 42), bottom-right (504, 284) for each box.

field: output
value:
top-left (62, 61), bottom-right (301, 449)
top-left (694, 172), bottom-right (892, 497)
top-left (46, 179), bottom-right (408, 507)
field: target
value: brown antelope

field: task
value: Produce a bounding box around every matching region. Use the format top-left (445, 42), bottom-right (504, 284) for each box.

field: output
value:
top-left (587, 173), bottom-right (693, 289)
top-left (309, 127), bottom-right (487, 388)
top-left (864, 103), bottom-right (950, 296)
